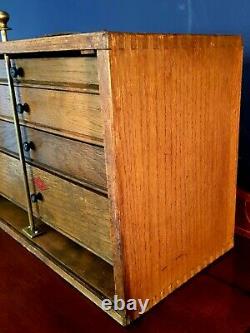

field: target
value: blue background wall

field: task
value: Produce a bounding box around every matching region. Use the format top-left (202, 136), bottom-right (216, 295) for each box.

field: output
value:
top-left (1, 0), bottom-right (250, 187)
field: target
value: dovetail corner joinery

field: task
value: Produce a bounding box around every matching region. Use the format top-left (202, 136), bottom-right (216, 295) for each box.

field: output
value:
top-left (0, 31), bottom-right (243, 325)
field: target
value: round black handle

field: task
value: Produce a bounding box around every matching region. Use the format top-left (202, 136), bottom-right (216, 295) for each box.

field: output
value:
top-left (10, 66), bottom-right (23, 78)
top-left (23, 141), bottom-right (35, 152)
top-left (30, 192), bottom-right (43, 203)
top-left (17, 103), bottom-right (29, 114)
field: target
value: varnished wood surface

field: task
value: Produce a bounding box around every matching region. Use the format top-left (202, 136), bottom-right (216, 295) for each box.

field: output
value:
top-left (0, 152), bottom-right (113, 263)
top-left (0, 196), bottom-right (115, 299)
top-left (0, 57), bottom-right (99, 90)
top-left (0, 32), bottom-right (108, 53)
top-left (0, 32), bottom-right (244, 324)
top-left (0, 120), bottom-right (107, 191)
top-left (0, 84), bottom-right (104, 144)
top-left (104, 33), bottom-right (243, 319)
top-left (0, 32), bottom-right (242, 55)
top-left (108, 33), bottom-right (242, 49)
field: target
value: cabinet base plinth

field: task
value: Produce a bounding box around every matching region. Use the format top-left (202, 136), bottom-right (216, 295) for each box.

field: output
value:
top-left (0, 196), bottom-right (126, 325)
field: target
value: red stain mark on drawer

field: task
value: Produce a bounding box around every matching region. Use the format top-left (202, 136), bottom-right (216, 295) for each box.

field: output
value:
top-left (33, 177), bottom-right (48, 191)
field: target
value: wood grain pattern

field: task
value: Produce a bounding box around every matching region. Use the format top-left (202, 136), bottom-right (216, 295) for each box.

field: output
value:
top-left (0, 152), bottom-right (113, 263)
top-left (0, 196), bottom-right (115, 299)
top-left (0, 84), bottom-right (104, 144)
top-left (104, 33), bottom-right (243, 319)
top-left (97, 50), bottom-right (126, 304)
top-left (0, 32), bottom-right (241, 55)
top-left (108, 33), bottom-right (242, 50)
top-left (0, 120), bottom-right (107, 191)
top-left (0, 57), bottom-right (99, 90)
top-left (0, 32), bottom-right (243, 325)
top-left (0, 32), bottom-right (108, 54)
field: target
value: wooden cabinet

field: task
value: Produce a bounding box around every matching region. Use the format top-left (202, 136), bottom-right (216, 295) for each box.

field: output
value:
top-left (0, 32), bottom-right (243, 325)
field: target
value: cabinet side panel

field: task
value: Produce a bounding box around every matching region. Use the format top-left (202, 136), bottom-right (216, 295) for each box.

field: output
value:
top-left (108, 34), bottom-right (243, 319)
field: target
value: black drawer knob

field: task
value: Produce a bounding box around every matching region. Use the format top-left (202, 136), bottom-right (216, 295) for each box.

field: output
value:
top-left (30, 192), bottom-right (43, 203)
top-left (23, 141), bottom-right (35, 152)
top-left (10, 66), bottom-right (23, 78)
top-left (17, 103), bottom-right (29, 114)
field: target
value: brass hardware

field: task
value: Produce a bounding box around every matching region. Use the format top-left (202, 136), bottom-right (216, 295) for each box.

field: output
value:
top-left (17, 103), bottom-right (29, 114)
top-left (0, 11), bottom-right (44, 238)
top-left (0, 11), bottom-right (9, 30)
top-left (22, 224), bottom-right (46, 238)
top-left (23, 141), bottom-right (35, 152)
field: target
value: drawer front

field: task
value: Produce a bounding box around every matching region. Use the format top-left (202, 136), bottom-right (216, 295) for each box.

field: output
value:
top-left (0, 57), bottom-right (98, 90)
top-left (0, 85), bottom-right (103, 143)
top-left (0, 152), bottom-right (112, 263)
top-left (0, 121), bottom-right (107, 191)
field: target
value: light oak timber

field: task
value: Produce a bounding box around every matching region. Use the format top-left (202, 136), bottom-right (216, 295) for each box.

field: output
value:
top-left (101, 33), bottom-right (243, 320)
top-left (0, 57), bottom-right (98, 89)
top-left (0, 84), bottom-right (104, 144)
top-left (0, 32), bottom-right (242, 55)
top-left (0, 152), bottom-right (113, 263)
top-left (0, 32), bottom-right (243, 325)
top-left (0, 120), bottom-right (107, 191)
top-left (97, 50), bottom-right (126, 307)
top-left (0, 32), bottom-right (108, 54)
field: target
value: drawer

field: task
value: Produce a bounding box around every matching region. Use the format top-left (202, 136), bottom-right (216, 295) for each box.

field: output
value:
top-left (0, 56), bottom-right (98, 90)
top-left (0, 120), bottom-right (107, 191)
top-left (0, 151), bottom-right (112, 263)
top-left (0, 85), bottom-right (103, 143)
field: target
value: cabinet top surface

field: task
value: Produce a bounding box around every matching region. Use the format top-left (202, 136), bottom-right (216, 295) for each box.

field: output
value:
top-left (0, 31), bottom-right (242, 54)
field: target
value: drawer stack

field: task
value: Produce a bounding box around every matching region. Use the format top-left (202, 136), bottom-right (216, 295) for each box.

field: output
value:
top-left (0, 57), bottom-right (104, 143)
top-left (0, 31), bottom-right (243, 326)
top-left (0, 54), bottom-right (113, 263)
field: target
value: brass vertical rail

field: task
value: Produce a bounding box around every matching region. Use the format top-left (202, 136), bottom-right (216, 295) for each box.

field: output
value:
top-left (0, 11), bottom-right (43, 237)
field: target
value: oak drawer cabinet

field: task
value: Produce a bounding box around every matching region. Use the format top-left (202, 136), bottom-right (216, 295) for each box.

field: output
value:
top-left (0, 31), bottom-right (243, 325)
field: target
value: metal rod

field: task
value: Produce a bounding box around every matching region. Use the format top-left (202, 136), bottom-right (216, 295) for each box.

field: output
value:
top-left (0, 11), bottom-right (38, 236)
